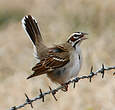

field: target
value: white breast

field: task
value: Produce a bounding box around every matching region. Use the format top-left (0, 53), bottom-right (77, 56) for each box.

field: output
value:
top-left (66, 47), bottom-right (82, 81)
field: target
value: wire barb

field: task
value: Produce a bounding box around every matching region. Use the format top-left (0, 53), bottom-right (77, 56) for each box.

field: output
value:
top-left (25, 93), bottom-right (33, 108)
top-left (100, 64), bottom-right (105, 78)
top-left (39, 89), bottom-right (44, 102)
top-left (73, 77), bottom-right (79, 88)
top-left (8, 65), bottom-right (115, 110)
top-left (89, 66), bottom-right (94, 82)
top-left (11, 106), bottom-right (16, 110)
top-left (49, 86), bottom-right (57, 101)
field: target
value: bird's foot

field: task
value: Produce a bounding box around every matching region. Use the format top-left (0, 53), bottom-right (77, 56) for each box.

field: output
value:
top-left (61, 84), bottom-right (68, 92)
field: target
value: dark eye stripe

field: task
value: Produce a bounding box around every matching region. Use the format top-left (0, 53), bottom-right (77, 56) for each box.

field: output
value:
top-left (68, 35), bottom-right (81, 44)
top-left (74, 34), bottom-right (79, 37)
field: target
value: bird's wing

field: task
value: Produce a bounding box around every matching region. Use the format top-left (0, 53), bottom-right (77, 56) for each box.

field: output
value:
top-left (27, 45), bottom-right (70, 79)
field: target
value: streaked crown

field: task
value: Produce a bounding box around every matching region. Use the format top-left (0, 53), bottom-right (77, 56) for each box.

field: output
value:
top-left (67, 32), bottom-right (88, 48)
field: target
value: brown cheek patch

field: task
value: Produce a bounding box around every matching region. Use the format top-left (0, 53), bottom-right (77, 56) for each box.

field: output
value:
top-left (70, 37), bottom-right (75, 41)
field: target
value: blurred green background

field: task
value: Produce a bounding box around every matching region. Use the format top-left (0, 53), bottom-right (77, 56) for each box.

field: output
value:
top-left (0, 0), bottom-right (115, 110)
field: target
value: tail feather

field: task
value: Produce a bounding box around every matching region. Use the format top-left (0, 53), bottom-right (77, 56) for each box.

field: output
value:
top-left (27, 71), bottom-right (45, 79)
top-left (22, 15), bottom-right (42, 46)
top-left (27, 64), bottom-right (48, 79)
top-left (27, 73), bottom-right (37, 79)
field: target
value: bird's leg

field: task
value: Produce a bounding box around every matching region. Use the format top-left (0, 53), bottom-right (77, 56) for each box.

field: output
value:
top-left (61, 83), bottom-right (68, 92)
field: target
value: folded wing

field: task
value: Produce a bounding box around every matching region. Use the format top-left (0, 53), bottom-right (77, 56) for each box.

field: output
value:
top-left (27, 46), bottom-right (70, 79)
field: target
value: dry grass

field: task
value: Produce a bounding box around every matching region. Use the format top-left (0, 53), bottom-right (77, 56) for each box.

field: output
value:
top-left (0, 0), bottom-right (115, 110)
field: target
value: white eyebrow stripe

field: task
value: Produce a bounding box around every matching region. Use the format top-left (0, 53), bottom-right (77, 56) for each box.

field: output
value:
top-left (68, 32), bottom-right (82, 38)
top-left (76, 32), bottom-right (81, 35)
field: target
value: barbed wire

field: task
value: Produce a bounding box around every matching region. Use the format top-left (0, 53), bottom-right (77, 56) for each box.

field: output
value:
top-left (9, 64), bottom-right (115, 110)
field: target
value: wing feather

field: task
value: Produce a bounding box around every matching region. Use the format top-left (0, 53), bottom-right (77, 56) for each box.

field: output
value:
top-left (27, 45), bottom-right (70, 79)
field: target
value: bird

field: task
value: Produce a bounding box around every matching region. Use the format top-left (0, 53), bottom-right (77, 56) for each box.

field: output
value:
top-left (22, 15), bottom-right (88, 90)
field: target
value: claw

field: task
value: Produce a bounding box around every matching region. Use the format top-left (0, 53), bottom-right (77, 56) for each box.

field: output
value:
top-left (61, 84), bottom-right (68, 92)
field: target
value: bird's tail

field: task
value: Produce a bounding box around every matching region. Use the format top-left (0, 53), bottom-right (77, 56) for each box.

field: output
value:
top-left (26, 72), bottom-right (39, 79)
top-left (22, 15), bottom-right (48, 58)
top-left (22, 15), bottom-right (44, 48)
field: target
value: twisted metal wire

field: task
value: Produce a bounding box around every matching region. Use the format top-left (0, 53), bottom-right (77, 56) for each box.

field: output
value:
top-left (9, 64), bottom-right (115, 110)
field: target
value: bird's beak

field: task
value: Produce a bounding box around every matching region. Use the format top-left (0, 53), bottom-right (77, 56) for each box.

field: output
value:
top-left (83, 32), bottom-right (88, 35)
top-left (81, 32), bottom-right (88, 40)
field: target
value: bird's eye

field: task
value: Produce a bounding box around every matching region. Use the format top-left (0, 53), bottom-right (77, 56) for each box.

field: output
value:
top-left (74, 34), bottom-right (78, 37)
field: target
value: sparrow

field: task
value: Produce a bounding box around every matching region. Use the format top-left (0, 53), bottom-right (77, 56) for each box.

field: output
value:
top-left (22, 15), bottom-right (88, 89)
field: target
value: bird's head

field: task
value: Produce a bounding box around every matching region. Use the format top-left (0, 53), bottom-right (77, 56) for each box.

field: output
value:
top-left (67, 32), bottom-right (88, 48)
